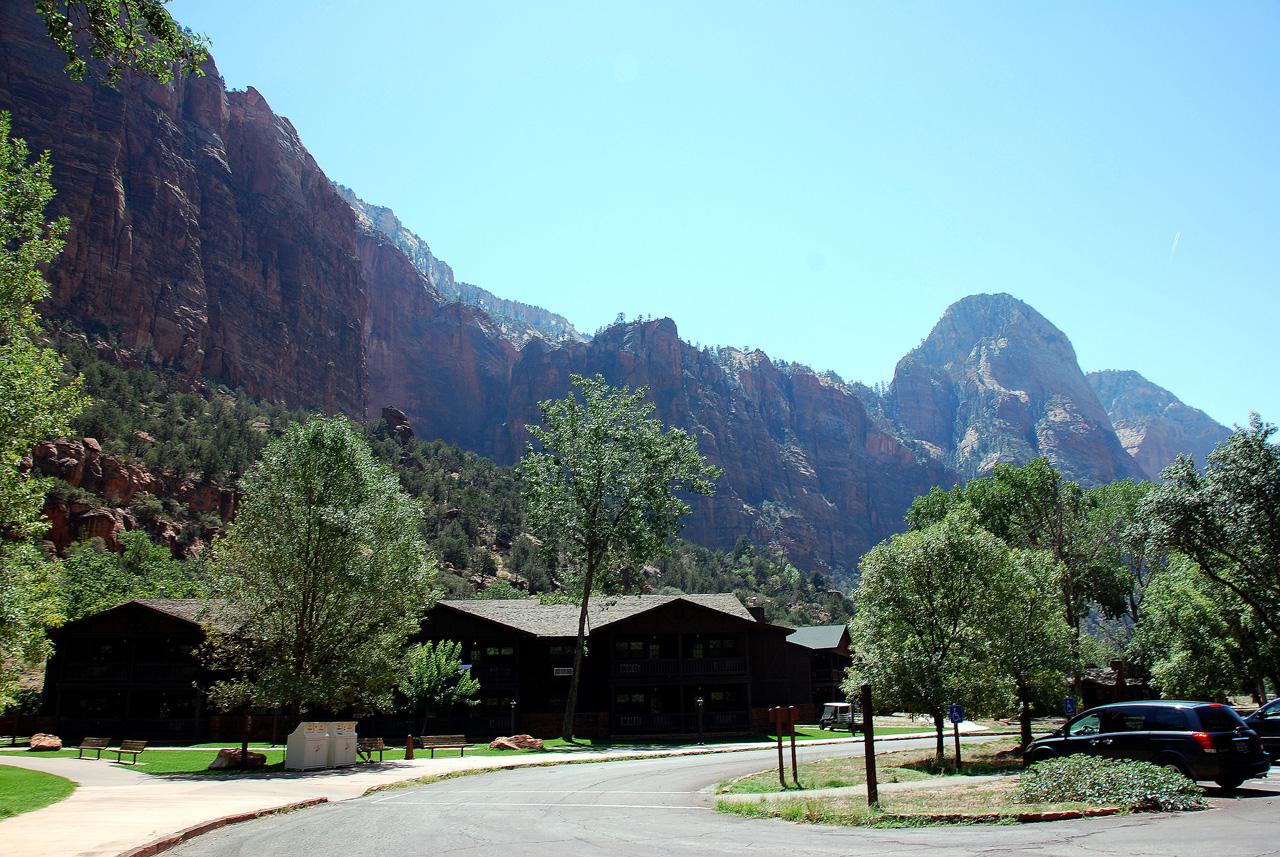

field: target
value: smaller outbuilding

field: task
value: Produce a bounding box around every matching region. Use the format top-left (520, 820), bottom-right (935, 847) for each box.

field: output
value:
top-left (784, 624), bottom-right (852, 708)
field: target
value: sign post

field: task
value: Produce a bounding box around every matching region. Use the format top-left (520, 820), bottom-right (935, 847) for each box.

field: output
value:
top-left (861, 684), bottom-right (877, 807)
top-left (949, 704), bottom-right (964, 771)
top-left (788, 706), bottom-right (798, 786)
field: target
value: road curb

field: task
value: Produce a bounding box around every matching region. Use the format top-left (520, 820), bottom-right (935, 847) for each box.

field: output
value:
top-left (116, 797), bottom-right (328, 857)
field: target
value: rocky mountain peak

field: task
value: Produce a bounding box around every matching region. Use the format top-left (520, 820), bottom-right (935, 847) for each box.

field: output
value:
top-left (885, 293), bottom-right (1145, 485)
top-left (1087, 369), bottom-right (1231, 480)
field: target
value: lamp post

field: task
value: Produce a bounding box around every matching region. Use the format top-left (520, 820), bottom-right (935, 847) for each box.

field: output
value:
top-left (696, 696), bottom-right (705, 745)
top-left (510, 699), bottom-right (518, 737)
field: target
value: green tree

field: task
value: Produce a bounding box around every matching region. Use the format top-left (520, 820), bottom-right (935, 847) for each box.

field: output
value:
top-left (519, 374), bottom-right (720, 741)
top-left (1139, 415), bottom-right (1280, 639)
top-left (204, 415), bottom-right (436, 717)
top-left (843, 512), bottom-right (1071, 761)
top-left (399, 640), bottom-right (481, 733)
top-left (36, 0), bottom-right (209, 85)
top-left (907, 458), bottom-right (1132, 661)
top-left (60, 531), bottom-right (207, 620)
top-left (1131, 555), bottom-right (1279, 699)
top-left (0, 114), bottom-right (85, 709)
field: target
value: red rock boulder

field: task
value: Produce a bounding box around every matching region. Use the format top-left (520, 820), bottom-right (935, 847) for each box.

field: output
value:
top-left (28, 733), bottom-right (62, 751)
top-left (207, 748), bottom-right (268, 769)
top-left (488, 734), bottom-right (544, 751)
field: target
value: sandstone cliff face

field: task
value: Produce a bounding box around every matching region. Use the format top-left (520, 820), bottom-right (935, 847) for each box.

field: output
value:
top-left (1086, 370), bottom-right (1231, 481)
top-left (336, 184), bottom-right (585, 347)
top-left (884, 294), bottom-right (1145, 486)
top-left (0, 5), bottom-right (368, 416)
top-left (474, 320), bottom-right (954, 570)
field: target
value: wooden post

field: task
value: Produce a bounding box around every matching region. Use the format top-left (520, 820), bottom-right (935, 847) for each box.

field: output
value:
top-left (860, 684), bottom-right (877, 807)
top-left (406, 734), bottom-right (415, 760)
top-left (953, 720), bottom-right (961, 771)
top-left (772, 708), bottom-right (786, 788)
top-left (788, 706), bottom-right (799, 786)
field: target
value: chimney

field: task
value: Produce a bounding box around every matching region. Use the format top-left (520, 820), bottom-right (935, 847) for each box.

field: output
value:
top-left (1110, 659), bottom-right (1126, 686)
top-left (747, 605), bottom-right (765, 623)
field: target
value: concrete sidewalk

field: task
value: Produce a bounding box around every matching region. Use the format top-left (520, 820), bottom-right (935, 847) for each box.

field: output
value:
top-left (0, 726), bottom-right (987, 857)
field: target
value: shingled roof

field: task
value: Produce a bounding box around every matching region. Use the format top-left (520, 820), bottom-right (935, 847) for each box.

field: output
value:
top-left (786, 624), bottom-right (849, 651)
top-left (438, 593), bottom-right (755, 637)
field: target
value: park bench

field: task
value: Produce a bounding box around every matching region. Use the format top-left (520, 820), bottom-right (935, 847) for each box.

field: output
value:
top-left (76, 737), bottom-right (110, 759)
top-left (113, 739), bottom-right (147, 764)
top-left (420, 735), bottom-right (468, 758)
top-left (357, 737), bottom-right (390, 762)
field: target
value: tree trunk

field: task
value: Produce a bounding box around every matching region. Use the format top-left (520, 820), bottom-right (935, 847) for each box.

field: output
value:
top-left (561, 562), bottom-right (598, 743)
top-left (933, 712), bottom-right (945, 763)
top-left (240, 704), bottom-right (252, 771)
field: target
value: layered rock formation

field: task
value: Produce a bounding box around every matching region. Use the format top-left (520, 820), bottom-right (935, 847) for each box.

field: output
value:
top-left (882, 294), bottom-right (1145, 486)
top-left (0, 5), bottom-right (942, 568)
top-left (336, 184), bottom-right (585, 347)
top-left (0, 5), bottom-right (369, 416)
top-left (1087, 370), bottom-right (1231, 481)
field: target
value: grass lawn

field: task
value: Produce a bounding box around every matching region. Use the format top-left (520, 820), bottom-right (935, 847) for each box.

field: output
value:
top-left (0, 726), bottom-right (931, 775)
top-left (0, 767), bottom-right (76, 818)
top-left (715, 739), bottom-right (1124, 826)
top-left (718, 778), bottom-right (1097, 826)
top-left (719, 737), bottom-right (1026, 794)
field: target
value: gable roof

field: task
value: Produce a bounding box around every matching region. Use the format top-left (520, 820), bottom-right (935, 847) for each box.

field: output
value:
top-left (438, 593), bottom-right (755, 637)
top-left (786, 624), bottom-right (849, 651)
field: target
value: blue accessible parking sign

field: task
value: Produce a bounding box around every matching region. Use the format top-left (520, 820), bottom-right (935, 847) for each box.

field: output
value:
top-left (1064, 697), bottom-right (1076, 717)
top-left (949, 704), bottom-right (963, 724)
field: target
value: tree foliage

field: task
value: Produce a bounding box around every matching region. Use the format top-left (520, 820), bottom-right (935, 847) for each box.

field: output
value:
top-left (1139, 414), bottom-right (1280, 639)
top-left (0, 114), bottom-right (85, 709)
top-left (907, 458), bottom-right (1134, 660)
top-left (843, 512), bottom-right (1072, 759)
top-left (36, 0), bottom-right (209, 85)
top-left (519, 373), bottom-right (720, 740)
top-left (399, 640), bottom-right (481, 732)
top-left (204, 416), bottom-right (435, 716)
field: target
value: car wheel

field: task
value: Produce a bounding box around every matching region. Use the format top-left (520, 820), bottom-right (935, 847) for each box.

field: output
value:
top-left (1155, 756), bottom-right (1192, 780)
top-left (1214, 777), bottom-right (1244, 791)
top-left (1028, 748), bottom-right (1055, 764)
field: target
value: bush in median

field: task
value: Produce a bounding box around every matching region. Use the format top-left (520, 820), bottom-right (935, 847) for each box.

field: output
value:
top-left (1014, 756), bottom-right (1205, 812)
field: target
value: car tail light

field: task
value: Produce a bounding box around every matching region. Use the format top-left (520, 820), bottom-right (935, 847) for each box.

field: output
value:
top-left (1192, 732), bottom-right (1217, 754)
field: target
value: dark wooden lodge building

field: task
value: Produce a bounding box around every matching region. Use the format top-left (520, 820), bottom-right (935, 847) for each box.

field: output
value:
top-left (41, 599), bottom-right (214, 744)
top-left (41, 594), bottom-right (840, 742)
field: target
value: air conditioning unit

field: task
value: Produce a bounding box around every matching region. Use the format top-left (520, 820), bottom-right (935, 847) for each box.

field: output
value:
top-left (553, 667), bottom-right (573, 676)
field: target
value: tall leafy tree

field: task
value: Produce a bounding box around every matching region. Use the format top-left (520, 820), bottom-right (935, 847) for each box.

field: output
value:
top-left (204, 416), bottom-right (435, 717)
top-left (1131, 555), bottom-right (1280, 700)
top-left (36, 0), bottom-right (209, 85)
top-left (399, 640), bottom-right (481, 733)
top-left (1140, 414), bottom-right (1280, 639)
top-left (519, 374), bottom-right (720, 741)
top-left (907, 458), bottom-right (1132, 660)
top-left (0, 114), bottom-right (84, 709)
top-left (843, 512), bottom-right (1071, 760)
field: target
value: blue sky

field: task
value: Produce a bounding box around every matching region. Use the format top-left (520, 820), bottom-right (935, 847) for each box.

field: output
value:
top-left (172, 1), bottom-right (1279, 430)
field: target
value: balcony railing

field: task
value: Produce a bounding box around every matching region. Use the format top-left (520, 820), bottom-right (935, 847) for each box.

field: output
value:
top-left (63, 663), bottom-right (198, 682)
top-left (612, 657), bottom-right (747, 678)
top-left (613, 659), bottom-right (680, 678)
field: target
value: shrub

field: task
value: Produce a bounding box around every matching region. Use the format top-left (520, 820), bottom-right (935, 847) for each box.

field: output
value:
top-left (1014, 755), bottom-right (1205, 811)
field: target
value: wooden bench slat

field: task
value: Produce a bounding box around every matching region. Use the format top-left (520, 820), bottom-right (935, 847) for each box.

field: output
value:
top-left (113, 740), bottom-right (147, 764)
top-left (77, 737), bottom-right (110, 759)
top-left (420, 735), bottom-right (468, 758)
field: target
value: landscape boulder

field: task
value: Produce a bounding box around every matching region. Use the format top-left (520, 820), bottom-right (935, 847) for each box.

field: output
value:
top-left (488, 734), bottom-right (544, 751)
top-left (28, 733), bottom-right (62, 751)
top-left (207, 748), bottom-right (268, 769)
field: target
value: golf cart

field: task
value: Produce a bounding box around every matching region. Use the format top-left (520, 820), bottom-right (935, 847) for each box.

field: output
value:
top-left (818, 701), bottom-right (861, 732)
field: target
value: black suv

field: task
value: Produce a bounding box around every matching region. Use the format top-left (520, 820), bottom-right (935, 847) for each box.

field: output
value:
top-left (1024, 700), bottom-right (1271, 790)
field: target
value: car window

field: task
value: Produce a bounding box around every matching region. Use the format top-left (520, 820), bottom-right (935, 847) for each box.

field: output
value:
top-left (1259, 701), bottom-right (1280, 719)
top-left (1194, 704), bottom-right (1246, 732)
top-left (1066, 713), bottom-right (1101, 736)
top-left (1103, 711), bottom-right (1146, 733)
top-left (1141, 707), bottom-right (1190, 731)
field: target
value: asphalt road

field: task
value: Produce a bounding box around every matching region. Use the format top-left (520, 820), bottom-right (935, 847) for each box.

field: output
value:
top-left (170, 738), bottom-right (1280, 857)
